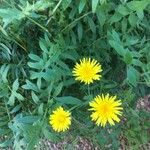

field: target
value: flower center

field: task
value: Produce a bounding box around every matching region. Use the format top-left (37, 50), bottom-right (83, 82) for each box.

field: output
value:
top-left (101, 104), bottom-right (110, 115)
top-left (83, 66), bottom-right (93, 78)
top-left (58, 115), bottom-right (65, 123)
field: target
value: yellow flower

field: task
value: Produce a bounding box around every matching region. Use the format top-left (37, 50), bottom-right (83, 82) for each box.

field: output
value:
top-left (49, 107), bottom-right (71, 132)
top-left (72, 58), bottom-right (102, 84)
top-left (89, 94), bottom-right (123, 127)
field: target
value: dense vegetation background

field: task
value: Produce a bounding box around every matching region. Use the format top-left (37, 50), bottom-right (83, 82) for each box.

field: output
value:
top-left (0, 0), bottom-right (150, 149)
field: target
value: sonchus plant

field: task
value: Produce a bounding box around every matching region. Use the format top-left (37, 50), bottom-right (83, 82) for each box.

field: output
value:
top-left (0, 0), bottom-right (150, 149)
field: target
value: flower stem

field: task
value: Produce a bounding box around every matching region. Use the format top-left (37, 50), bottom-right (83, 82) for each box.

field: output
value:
top-left (88, 84), bottom-right (90, 95)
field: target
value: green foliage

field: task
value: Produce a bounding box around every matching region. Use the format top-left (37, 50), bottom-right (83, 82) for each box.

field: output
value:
top-left (0, 0), bottom-right (150, 149)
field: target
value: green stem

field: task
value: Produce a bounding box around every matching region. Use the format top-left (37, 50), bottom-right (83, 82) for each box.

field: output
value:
top-left (72, 117), bottom-right (87, 128)
top-left (61, 11), bottom-right (92, 33)
top-left (88, 84), bottom-right (90, 95)
top-left (11, 38), bottom-right (27, 52)
top-left (52, 0), bottom-right (62, 15)
top-left (69, 105), bottom-right (78, 111)
top-left (26, 16), bottom-right (49, 33)
top-left (5, 101), bottom-right (11, 121)
top-left (42, 107), bottom-right (48, 123)
top-left (46, 0), bottom-right (63, 25)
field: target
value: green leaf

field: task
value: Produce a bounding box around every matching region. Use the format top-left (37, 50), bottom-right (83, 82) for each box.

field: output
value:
top-left (0, 64), bottom-right (9, 83)
top-left (0, 8), bottom-right (24, 27)
top-left (53, 82), bottom-right (63, 97)
top-left (22, 123), bottom-right (42, 150)
top-left (8, 94), bottom-right (15, 106)
top-left (56, 96), bottom-right (82, 105)
top-left (0, 25), bottom-right (8, 36)
top-left (127, 66), bottom-right (139, 87)
top-left (12, 78), bottom-right (19, 91)
top-left (136, 10), bottom-right (144, 20)
top-left (92, 0), bottom-right (99, 13)
top-left (0, 43), bottom-right (11, 54)
top-left (28, 54), bottom-right (41, 61)
top-left (127, 0), bottom-right (150, 11)
top-left (16, 116), bottom-right (40, 124)
top-left (132, 59), bottom-right (144, 67)
top-left (43, 129), bottom-right (59, 142)
top-left (100, 0), bottom-right (107, 4)
top-left (37, 77), bottom-right (41, 89)
top-left (14, 92), bottom-right (24, 101)
top-left (39, 40), bottom-right (48, 53)
top-left (96, 8), bottom-right (106, 26)
top-left (38, 103), bottom-right (44, 115)
top-left (110, 12), bottom-right (123, 24)
top-left (79, 0), bottom-right (86, 13)
top-left (22, 80), bottom-right (39, 92)
top-left (77, 22), bottom-right (83, 42)
top-left (0, 139), bottom-right (13, 148)
top-left (128, 13), bottom-right (138, 27)
top-left (31, 91), bottom-right (39, 104)
top-left (117, 5), bottom-right (130, 16)
top-left (124, 50), bottom-right (133, 65)
top-left (62, 0), bottom-right (72, 10)
top-left (28, 61), bottom-right (44, 70)
top-left (10, 104), bottom-right (21, 114)
top-left (121, 18), bottom-right (127, 33)
top-left (57, 60), bottom-right (70, 71)
top-left (109, 40), bottom-right (126, 56)
top-left (87, 16), bottom-right (96, 34)
top-left (34, 1), bottom-right (52, 11)
top-left (70, 30), bottom-right (77, 45)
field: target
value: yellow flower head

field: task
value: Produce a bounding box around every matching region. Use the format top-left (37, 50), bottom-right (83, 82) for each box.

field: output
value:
top-left (72, 58), bottom-right (102, 84)
top-left (49, 107), bottom-right (71, 132)
top-left (89, 94), bottom-right (123, 127)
